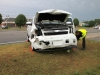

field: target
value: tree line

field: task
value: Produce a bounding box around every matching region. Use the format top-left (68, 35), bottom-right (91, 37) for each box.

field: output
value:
top-left (0, 13), bottom-right (27, 29)
top-left (0, 13), bottom-right (100, 28)
top-left (73, 18), bottom-right (100, 27)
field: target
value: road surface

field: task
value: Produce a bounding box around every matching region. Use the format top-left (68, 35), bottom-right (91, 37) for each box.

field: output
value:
top-left (0, 30), bottom-right (27, 44)
top-left (0, 28), bottom-right (100, 45)
top-left (76, 28), bottom-right (100, 41)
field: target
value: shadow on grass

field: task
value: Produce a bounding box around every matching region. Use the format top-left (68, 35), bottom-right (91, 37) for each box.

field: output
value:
top-left (35, 48), bottom-right (77, 55)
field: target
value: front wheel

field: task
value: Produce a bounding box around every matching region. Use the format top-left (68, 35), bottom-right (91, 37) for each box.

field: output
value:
top-left (32, 47), bottom-right (37, 51)
top-left (32, 47), bottom-right (40, 51)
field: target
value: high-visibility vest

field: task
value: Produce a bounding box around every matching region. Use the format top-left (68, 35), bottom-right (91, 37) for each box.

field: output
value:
top-left (78, 29), bottom-right (87, 40)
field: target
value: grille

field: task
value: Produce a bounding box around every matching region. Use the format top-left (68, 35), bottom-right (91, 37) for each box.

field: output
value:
top-left (44, 31), bottom-right (68, 35)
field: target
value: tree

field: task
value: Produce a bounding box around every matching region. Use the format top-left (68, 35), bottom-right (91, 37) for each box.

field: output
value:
top-left (0, 13), bottom-right (2, 24)
top-left (15, 14), bottom-right (27, 28)
top-left (94, 19), bottom-right (100, 25)
top-left (84, 21), bottom-right (89, 24)
top-left (73, 18), bottom-right (79, 26)
top-left (88, 20), bottom-right (95, 27)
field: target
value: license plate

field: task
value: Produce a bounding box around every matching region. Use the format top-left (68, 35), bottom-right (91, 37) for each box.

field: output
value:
top-left (53, 40), bottom-right (62, 46)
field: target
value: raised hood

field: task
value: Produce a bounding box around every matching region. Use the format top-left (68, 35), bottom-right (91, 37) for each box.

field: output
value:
top-left (34, 9), bottom-right (71, 24)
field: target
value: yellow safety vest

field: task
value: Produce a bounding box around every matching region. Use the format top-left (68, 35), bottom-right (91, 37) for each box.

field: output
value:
top-left (78, 29), bottom-right (87, 40)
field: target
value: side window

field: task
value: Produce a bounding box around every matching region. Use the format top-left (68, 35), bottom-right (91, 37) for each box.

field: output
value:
top-left (66, 18), bottom-right (73, 25)
top-left (66, 18), bottom-right (74, 33)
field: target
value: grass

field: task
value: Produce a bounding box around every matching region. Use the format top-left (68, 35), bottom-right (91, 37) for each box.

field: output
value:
top-left (0, 26), bottom-right (27, 31)
top-left (76, 26), bottom-right (93, 30)
top-left (0, 40), bottom-right (100, 75)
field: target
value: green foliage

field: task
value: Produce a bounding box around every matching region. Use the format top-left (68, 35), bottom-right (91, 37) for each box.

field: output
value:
top-left (84, 21), bottom-right (89, 24)
top-left (86, 70), bottom-right (96, 75)
top-left (94, 19), bottom-right (100, 24)
top-left (88, 20), bottom-right (95, 27)
top-left (73, 18), bottom-right (79, 26)
top-left (15, 14), bottom-right (27, 28)
top-left (0, 13), bottom-right (2, 24)
top-left (83, 19), bottom-right (100, 27)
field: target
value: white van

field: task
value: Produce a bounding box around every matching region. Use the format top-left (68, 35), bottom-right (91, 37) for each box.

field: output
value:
top-left (26, 9), bottom-right (77, 51)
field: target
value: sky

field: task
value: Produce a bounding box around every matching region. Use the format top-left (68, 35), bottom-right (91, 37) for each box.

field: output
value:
top-left (0, 0), bottom-right (100, 22)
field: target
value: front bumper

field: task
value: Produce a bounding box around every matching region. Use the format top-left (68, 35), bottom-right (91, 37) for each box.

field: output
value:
top-left (35, 45), bottom-right (77, 51)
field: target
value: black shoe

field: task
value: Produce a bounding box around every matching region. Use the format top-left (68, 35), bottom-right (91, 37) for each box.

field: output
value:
top-left (81, 48), bottom-right (85, 50)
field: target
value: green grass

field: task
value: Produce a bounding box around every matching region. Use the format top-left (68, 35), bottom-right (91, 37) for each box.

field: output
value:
top-left (0, 40), bottom-right (100, 75)
top-left (0, 26), bottom-right (27, 31)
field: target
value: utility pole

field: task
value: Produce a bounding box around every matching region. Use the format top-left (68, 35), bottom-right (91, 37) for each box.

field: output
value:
top-left (6, 15), bottom-right (9, 26)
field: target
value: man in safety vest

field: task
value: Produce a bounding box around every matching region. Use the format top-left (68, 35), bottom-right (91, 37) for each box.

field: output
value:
top-left (75, 29), bottom-right (87, 50)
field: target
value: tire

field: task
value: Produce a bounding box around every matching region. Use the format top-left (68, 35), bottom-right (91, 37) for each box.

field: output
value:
top-left (27, 39), bottom-right (30, 42)
top-left (32, 47), bottom-right (37, 51)
top-left (32, 47), bottom-right (40, 51)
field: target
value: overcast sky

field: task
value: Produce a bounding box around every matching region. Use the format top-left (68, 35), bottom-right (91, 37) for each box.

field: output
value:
top-left (0, 0), bottom-right (100, 22)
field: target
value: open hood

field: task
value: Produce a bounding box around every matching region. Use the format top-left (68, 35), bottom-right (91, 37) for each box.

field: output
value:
top-left (34, 9), bottom-right (71, 24)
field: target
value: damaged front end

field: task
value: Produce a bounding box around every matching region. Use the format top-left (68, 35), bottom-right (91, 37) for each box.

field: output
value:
top-left (29, 9), bottom-right (77, 51)
top-left (31, 32), bottom-right (77, 51)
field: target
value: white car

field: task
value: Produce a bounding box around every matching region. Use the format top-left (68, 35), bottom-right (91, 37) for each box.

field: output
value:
top-left (26, 9), bottom-right (77, 51)
top-left (94, 25), bottom-right (100, 29)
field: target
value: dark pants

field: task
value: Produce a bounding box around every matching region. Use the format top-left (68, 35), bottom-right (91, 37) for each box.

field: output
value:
top-left (82, 37), bottom-right (86, 49)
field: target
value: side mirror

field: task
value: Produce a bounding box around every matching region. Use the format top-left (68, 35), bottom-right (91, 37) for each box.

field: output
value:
top-left (66, 22), bottom-right (72, 25)
top-left (26, 22), bottom-right (32, 26)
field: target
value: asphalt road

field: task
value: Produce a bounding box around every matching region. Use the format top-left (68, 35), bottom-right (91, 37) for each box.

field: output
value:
top-left (77, 28), bottom-right (100, 41)
top-left (0, 28), bottom-right (100, 45)
top-left (0, 30), bottom-right (27, 44)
